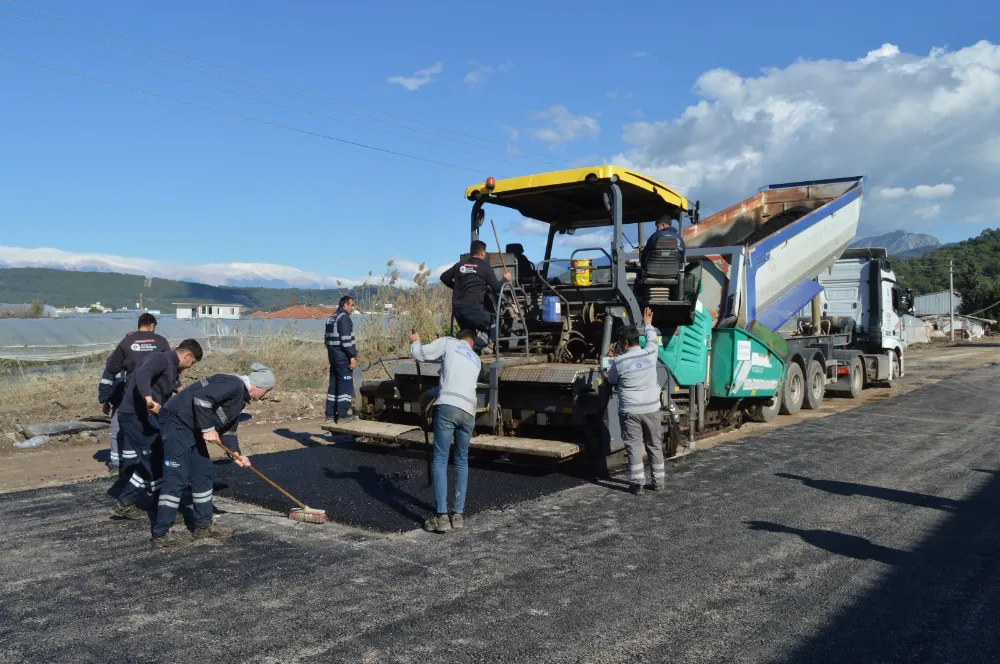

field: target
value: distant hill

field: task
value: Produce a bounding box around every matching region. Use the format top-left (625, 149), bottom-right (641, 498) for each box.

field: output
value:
top-left (849, 230), bottom-right (941, 257)
top-left (0, 267), bottom-right (373, 313)
top-left (892, 227), bottom-right (1000, 320)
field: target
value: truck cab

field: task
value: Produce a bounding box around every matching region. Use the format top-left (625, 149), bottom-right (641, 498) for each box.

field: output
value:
top-left (815, 247), bottom-right (909, 380)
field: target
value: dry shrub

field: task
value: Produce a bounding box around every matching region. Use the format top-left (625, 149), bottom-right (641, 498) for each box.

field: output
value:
top-left (354, 261), bottom-right (451, 360)
top-left (185, 332), bottom-right (328, 391)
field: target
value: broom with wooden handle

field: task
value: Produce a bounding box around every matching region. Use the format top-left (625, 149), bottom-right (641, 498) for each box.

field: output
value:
top-left (209, 439), bottom-right (327, 524)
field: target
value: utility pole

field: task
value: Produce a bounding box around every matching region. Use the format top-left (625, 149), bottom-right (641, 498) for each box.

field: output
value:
top-left (949, 260), bottom-right (955, 343)
top-left (139, 292), bottom-right (143, 312)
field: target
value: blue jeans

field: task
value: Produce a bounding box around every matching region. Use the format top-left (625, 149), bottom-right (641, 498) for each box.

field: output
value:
top-left (432, 405), bottom-right (475, 515)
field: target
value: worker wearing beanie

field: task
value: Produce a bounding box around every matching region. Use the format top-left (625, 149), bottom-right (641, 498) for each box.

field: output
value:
top-left (150, 363), bottom-right (275, 548)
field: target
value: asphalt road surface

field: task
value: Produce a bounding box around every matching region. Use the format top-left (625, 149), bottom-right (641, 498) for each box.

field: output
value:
top-left (3, 365), bottom-right (1000, 663)
top-left (212, 442), bottom-right (586, 532)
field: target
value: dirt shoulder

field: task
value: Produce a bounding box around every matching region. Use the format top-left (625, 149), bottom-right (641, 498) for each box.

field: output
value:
top-left (2, 343), bottom-right (998, 494)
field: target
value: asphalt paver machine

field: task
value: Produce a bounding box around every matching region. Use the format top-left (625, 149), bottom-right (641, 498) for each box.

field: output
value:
top-left (332, 166), bottom-right (866, 475)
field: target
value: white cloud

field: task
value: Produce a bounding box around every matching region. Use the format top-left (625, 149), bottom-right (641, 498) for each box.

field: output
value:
top-left (612, 40), bottom-right (1000, 234)
top-left (877, 183), bottom-right (956, 200)
top-left (915, 204), bottom-right (942, 219)
top-left (388, 62), bottom-right (443, 91)
top-left (498, 123), bottom-right (519, 141)
top-left (464, 60), bottom-right (513, 86)
top-left (509, 218), bottom-right (549, 236)
top-left (534, 105), bottom-right (600, 144)
top-left (554, 230), bottom-right (612, 249)
top-left (0, 246), bottom-right (436, 289)
top-left (631, 51), bottom-right (647, 59)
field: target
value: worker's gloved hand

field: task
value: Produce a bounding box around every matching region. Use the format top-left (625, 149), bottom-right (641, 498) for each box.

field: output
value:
top-left (101, 401), bottom-right (111, 415)
top-left (145, 396), bottom-right (161, 414)
top-left (231, 452), bottom-right (251, 468)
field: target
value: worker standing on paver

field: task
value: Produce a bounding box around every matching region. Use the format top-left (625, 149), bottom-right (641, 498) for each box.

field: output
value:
top-left (325, 296), bottom-right (358, 423)
top-left (440, 240), bottom-right (511, 353)
top-left (409, 329), bottom-right (481, 533)
top-left (111, 339), bottom-right (203, 521)
top-left (150, 363), bottom-right (275, 548)
top-left (606, 308), bottom-right (665, 495)
top-left (98, 313), bottom-right (170, 477)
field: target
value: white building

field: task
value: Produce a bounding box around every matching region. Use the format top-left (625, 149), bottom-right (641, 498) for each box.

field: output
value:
top-left (173, 303), bottom-right (242, 320)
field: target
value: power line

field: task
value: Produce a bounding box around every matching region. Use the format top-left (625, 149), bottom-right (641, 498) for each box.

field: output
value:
top-left (0, 51), bottom-right (505, 176)
top-left (0, 8), bottom-right (562, 170)
top-left (0, 27), bottom-right (532, 169)
top-left (0, 0), bottom-right (570, 165)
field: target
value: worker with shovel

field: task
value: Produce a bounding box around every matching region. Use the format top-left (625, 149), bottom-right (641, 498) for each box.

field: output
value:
top-left (150, 363), bottom-right (275, 548)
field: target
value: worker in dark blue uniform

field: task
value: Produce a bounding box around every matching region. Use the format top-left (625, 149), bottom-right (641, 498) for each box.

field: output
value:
top-left (111, 339), bottom-right (203, 521)
top-left (325, 296), bottom-right (358, 423)
top-left (640, 215), bottom-right (686, 275)
top-left (150, 363), bottom-right (275, 548)
top-left (440, 240), bottom-right (510, 353)
top-left (97, 313), bottom-right (170, 477)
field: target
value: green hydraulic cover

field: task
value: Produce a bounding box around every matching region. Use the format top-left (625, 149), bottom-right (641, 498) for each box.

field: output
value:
top-left (641, 300), bottom-right (712, 388)
top-left (710, 328), bottom-right (785, 398)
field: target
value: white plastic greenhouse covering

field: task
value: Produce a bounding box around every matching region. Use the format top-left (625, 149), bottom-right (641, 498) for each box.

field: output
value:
top-left (0, 318), bottom-right (211, 362)
top-left (0, 316), bottom-right (330, 362)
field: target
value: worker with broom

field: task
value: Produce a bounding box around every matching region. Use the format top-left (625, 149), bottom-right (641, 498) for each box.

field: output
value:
top-left (110, 339), bottom-right (204, 521)
top-left (150, 362), bottom-right (275, 548)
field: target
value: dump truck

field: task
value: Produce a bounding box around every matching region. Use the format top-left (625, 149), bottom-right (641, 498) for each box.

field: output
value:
top-left (328, 166), bottom-right (874, 474)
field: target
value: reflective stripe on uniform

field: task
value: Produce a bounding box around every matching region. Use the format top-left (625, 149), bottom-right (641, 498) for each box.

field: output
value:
top-left (100, 378), bottom-right (114, 385)
top-left (326, 395), bottom-right (337, 401)
top-left (158, 494), bottom-right (181, 507)
top-left (191, 490), bottom-right (213, 504)
top-left (337, 395), bottom-right (353, 401)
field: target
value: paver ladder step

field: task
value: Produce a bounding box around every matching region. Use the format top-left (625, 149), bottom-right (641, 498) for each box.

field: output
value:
top-left (322, 421), bottom-right (581, 459)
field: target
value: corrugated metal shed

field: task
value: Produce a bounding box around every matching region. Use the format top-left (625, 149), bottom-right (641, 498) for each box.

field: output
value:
top-left (914, 290), bottom-right (961, 316)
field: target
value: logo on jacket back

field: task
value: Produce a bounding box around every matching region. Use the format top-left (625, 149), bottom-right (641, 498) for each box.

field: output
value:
top-left (131, 340), bottom-right (159, 352)
top-left (458, 264), bottom-right (478, 275)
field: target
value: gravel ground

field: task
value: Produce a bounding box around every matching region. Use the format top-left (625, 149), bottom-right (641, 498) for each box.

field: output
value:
top-left (2, 365), bottom-right (1000, 663)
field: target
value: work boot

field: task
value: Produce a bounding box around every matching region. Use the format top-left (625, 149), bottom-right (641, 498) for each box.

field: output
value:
top-left (106, 461), bottom-right (120, 475)
top-left (449, 513), bottom-right (465, 530)
top-left (110, 501), bottom-right (147, 521)
top-left (150, 531), bottom-right (191, 549)
top-left (424, 514), bottom-right (450, 534)
top-left (630, 483), bottom-right (645, 496)
top-left (192, 523), bottom-right (235, 540)
top-left (338, 414), bottom-right (358, 424)
top-left (647, 481), bottom-right (665, 493)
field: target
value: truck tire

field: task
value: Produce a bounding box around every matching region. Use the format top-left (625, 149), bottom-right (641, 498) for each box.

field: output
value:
top-left (848, 357), bottom-right (864, 398)
top-left (889, 352), bottom-right (901, 384)
top-left (779, 362), bottom-right (804, 415)
top-left (803, 360), bottom-right (825, 410)
top-left (746, 393), bottom-right (782, 423)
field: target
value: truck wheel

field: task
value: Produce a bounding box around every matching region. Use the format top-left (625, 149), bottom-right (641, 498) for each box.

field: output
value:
top-left (803, 360), bottom-right (825, 410)
top-left (779, 362), bottom-right (804, 415)
top-left (848, 357), bottom-right (864, 398)
top-left (746, 393), bottom-right (782, 423)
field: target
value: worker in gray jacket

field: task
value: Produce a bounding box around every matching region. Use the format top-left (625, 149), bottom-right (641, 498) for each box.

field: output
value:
top-left (409, 328), bottom-right (481, 533)
top-left (606, 307), bottom-right (665, 495)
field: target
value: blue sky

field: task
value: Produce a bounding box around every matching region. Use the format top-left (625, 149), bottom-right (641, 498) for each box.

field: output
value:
top-left (1, 0), bottom-right (997, 287)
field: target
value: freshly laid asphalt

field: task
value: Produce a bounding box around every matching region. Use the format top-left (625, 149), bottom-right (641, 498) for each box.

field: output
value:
top-left (212, 442), bottom-right (585, 532)
top-left (3, 365), bottom-right (1000, 663)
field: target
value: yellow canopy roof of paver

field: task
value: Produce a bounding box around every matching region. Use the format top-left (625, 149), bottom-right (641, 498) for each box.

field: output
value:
top-left (465, 165), bottom-right (689, 229)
